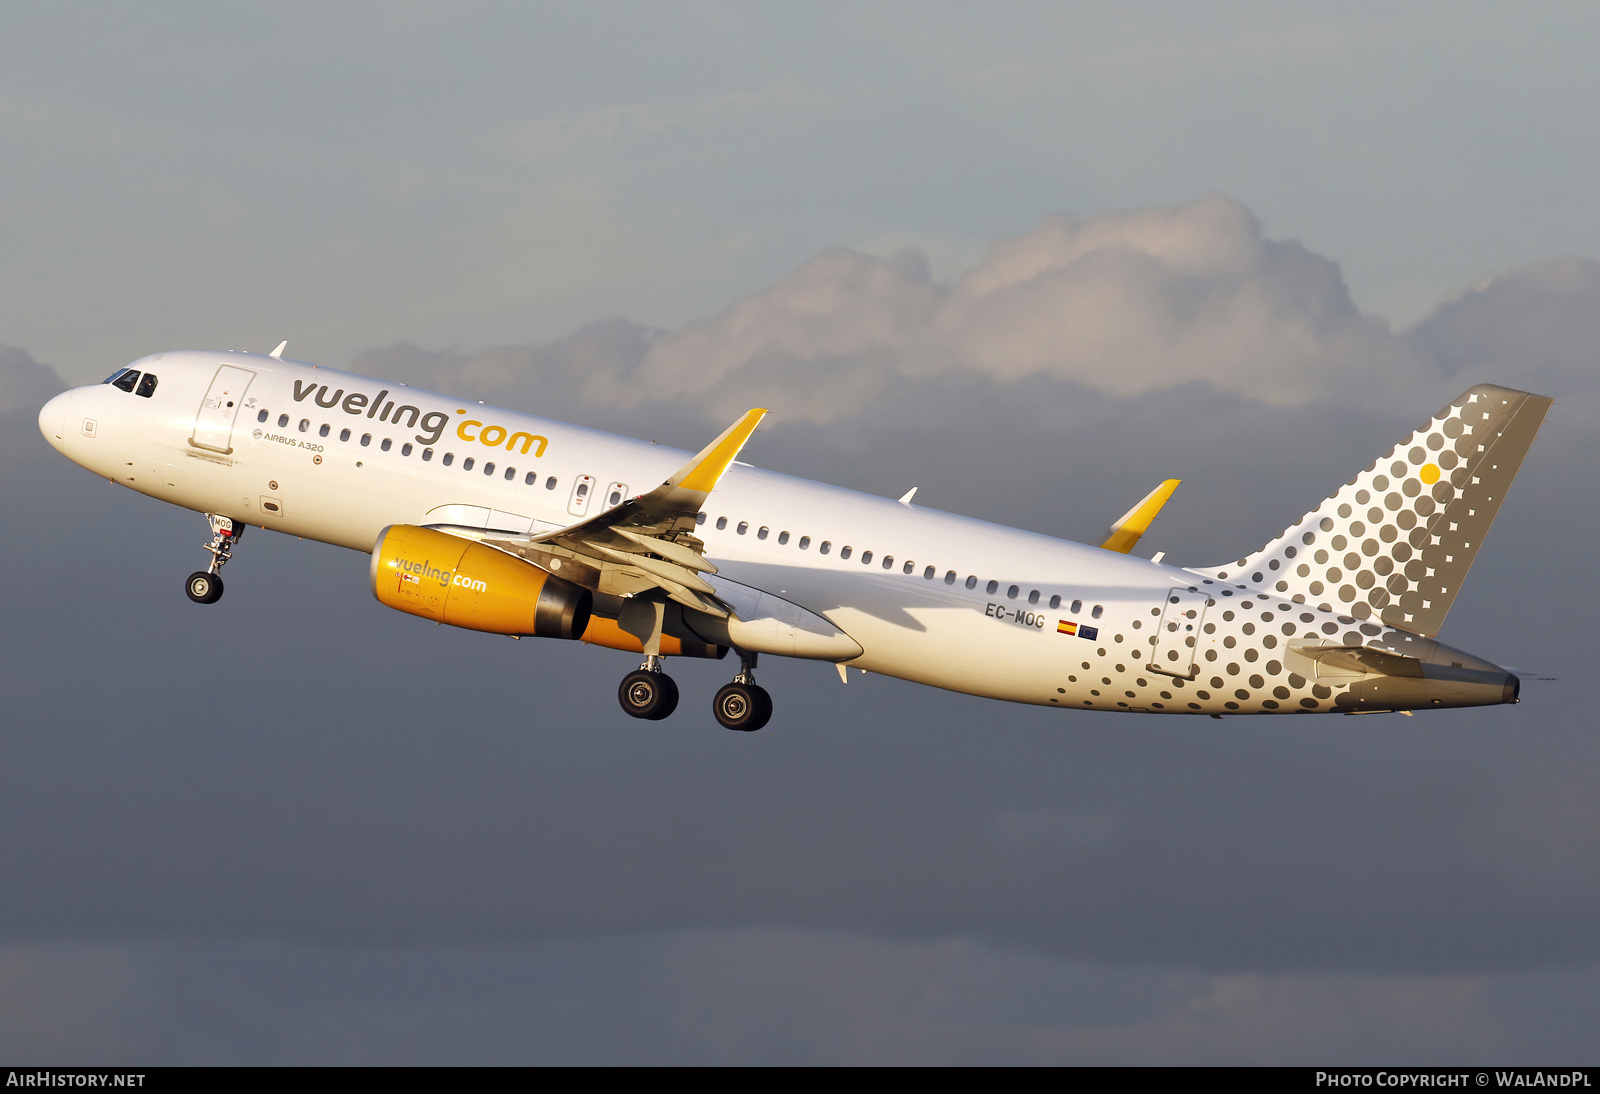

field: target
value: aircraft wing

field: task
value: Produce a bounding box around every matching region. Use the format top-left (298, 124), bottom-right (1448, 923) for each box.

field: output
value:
top-left (435, 409), bottom-right (767, 617)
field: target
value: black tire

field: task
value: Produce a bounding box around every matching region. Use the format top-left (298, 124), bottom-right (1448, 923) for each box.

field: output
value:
top-left (619, 670), bottom-right (678, 721)
top-left (714, 682), bottom-right (772, 732)
top-left (185, 571), bottom-right (223, 604)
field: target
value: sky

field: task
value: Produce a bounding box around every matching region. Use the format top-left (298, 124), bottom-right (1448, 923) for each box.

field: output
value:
top-left (3, 1), bottom-right (1600, 1064)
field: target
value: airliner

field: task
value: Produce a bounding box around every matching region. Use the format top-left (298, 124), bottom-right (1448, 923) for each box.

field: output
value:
top-left (37, 346), bottom-right (1549, 731)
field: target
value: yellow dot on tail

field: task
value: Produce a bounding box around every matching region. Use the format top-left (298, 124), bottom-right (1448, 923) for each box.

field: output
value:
top-left (1420, 463), bottom-right (1440, 484)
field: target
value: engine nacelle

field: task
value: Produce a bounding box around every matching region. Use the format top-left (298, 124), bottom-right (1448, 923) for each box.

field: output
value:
top-left (371, 524), bottom-right (591, 639)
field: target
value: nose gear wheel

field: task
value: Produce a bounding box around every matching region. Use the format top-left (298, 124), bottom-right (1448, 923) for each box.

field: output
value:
top-left (185, 571), bottom-right (224, 604)
top-left (185, 513), bottom-right (242, 604)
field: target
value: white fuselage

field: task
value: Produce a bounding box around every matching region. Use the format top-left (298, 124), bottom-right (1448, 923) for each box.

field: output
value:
top-left (39, 350), bottom-right (1517, 715)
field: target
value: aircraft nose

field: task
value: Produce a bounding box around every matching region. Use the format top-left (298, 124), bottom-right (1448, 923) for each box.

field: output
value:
top-left (38, 389), bottom-right (71, 452)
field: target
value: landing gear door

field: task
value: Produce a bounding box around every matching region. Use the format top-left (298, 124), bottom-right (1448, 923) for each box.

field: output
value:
top-left (191, 365), bottom-right (256, 454)
top-left (1150, 587), bottom-right (1211, 679)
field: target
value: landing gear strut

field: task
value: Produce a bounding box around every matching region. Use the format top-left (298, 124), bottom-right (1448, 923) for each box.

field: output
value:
top-left (714, 651), bottom-right (772, 732)
top-left (185, 513), bottom-right (241, 605)
top-left (619, 655), bottom-right (679, 720)
top-left (615, 596), bottom-right (679, 720)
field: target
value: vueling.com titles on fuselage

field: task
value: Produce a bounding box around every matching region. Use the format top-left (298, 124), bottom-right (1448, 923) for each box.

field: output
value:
top-left (290, 381), bottom-right (548, 456)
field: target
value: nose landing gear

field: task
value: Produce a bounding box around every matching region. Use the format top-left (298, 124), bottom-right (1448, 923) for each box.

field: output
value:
top-left (184, 513), bottom-right (241, 605)
top-left (713, 652), bottom-right (771, 732)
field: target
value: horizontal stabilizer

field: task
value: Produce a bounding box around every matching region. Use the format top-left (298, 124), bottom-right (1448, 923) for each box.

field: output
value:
top-left (1100, 479), bottom-right (1180, 554)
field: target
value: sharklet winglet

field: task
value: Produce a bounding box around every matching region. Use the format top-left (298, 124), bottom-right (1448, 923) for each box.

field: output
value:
top-left (667, 408), bottom-right (767, 497)
top-left (1100, 479), bottom-right (1180, 554)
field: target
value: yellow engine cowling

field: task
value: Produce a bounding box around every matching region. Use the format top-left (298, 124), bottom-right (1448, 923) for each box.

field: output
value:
top-left (371, 524), bottom-right (591, 639)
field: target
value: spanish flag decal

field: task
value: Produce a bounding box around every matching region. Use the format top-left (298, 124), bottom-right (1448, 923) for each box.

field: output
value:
top-left (1058, 620), bottom-right (1077, 635)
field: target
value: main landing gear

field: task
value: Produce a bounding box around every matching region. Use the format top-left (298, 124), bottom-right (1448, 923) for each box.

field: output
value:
top-left (184, 513), bottom-right (241, 605)
top-left (618, 656), bottom-right (680, 721)
top-left (713, 652), bottom-right (771, 732)
top-left (613, 647), bottom-right (773, 732)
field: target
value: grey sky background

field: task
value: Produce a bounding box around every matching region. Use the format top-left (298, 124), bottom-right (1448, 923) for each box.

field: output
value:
top-left (2, 2), bottom-right (1599, 1064)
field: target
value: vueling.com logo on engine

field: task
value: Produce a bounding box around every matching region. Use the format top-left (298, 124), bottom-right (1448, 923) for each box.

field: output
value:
top-left (394, 557), bottom-right (487, 593)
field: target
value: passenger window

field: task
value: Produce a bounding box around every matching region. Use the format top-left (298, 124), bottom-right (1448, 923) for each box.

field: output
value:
top-left (340, 428), bottom-right (351, 442)
top-left (609, 489), bottom-right (622, 506)
top-left (319, 424), bottom-right (330, 438)
top-left (462, 456), bottom-right (474, 470)
top-left (1071, 599), bottom-right (1082, 613)
top-left (921, 565), bottom-right (932, 578)
top-left (904, 561), bottom-right (914, 574)
top-left (778, 531), bottom-right (789, 545)
top-left (965, 576), bottom-right (977, 590)
top-left (278, 414), bottom-right (290, 428)
top-left (819, 541), bottom-right (830, 555)
top-left (112, 371), bottom-right (139, 393)
top-left (575, 481), bottom-right (587, 496)
top-left (505, 467), bottom-right (515, 481)
top-left (524, 472), bottom-right (535, 485)
top-left (986, 580), bottom-right (998, 594)
top-left (361, 434), bottom-right (372, 447)
top-left (482, 461), bottom-right (493, 475)
top-left (442, 453), bottom-right (453, 466)
top-left (135, 373), bottom-right (158, 398)
top-left (546, 477), bottom-right (557, 490)
top-left (715, 516), bottom-right (727, 530)
top-left (945, 571), bottom-right (956, 584)
top-left (422, 448), bottom-right (433, 461)
top-left (299, 419), bottom-right (310, 432)
top-left (862, 551), bottom-right (873, 565)
top-left (257, 410), bottom-right (269, 423)
top-left (798, 536), bottom-right (810, 550)
top-left (1028, 590), bottom-right (1039, 604)
top-left (382, 438), bottom-right (393, 452)
top-left (403, 443), bottom-right (413, 456)
top-left (1007, 585), bottom-right (1019, 598)
top-left (697, 513), bottom-right (706, 525)
top-left (758, 527), bottom-right (769, 540)
top-left (737, 522), bottom-right (748, 535)
top-left (1091, 605), bottom-right (1103, 619)
top-left (841, 546), bottom-right (852, 560)
top-left (1049, 595), bottom-right (1061, 609)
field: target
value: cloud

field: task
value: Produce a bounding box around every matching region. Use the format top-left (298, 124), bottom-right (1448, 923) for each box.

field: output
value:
top-left (0, 344), bottom-right (65, 418)
top-left (621, 194), bottom-right (1429, 420)
top-left (2, 933), bottom-right (1596, 1064)
top-left (1411, 256), bottom-right (1600, 396)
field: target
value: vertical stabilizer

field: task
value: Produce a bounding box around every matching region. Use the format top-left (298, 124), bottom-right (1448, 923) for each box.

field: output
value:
top-left (1195, 385), bottom-right (1552, 638)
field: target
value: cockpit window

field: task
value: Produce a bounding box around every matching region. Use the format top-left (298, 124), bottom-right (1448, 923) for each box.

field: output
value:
top-left (135, 373), bottom-right (158, 398)
top-left (103, 368), bottom-right (131, 385)
top-left (111, 370), bottom-right (140, 393)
